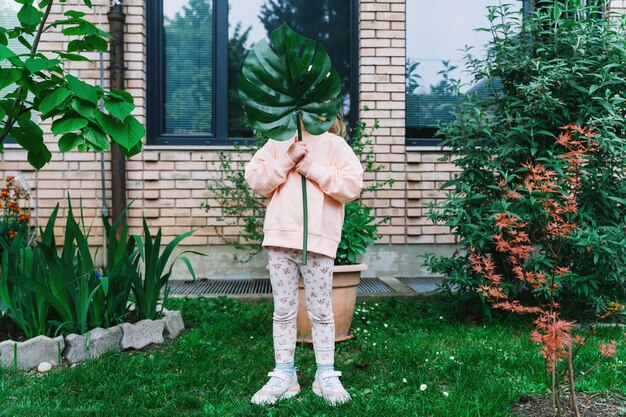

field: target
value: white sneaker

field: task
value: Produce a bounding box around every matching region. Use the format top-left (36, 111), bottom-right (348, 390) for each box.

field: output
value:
top-left (312, 370), bottom-right (351, 405)
top-left (250, 370), bottom-right (300, 405)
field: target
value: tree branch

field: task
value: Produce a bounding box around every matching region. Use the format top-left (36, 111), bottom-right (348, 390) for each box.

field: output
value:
top-left (0, 0), bottom-right (55, 145)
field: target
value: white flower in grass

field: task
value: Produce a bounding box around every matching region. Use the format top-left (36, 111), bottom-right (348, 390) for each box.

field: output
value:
top-left (450, 356), bottom-right (455, 361)
top-left (363, 329), bottom-right (368, 333)
top-left (402, 378), bottom-right (407, 384)
top-left (420, 384), bottom-right (427, 391)
top-left (384, 323), bottom-right (388, 328)
top-left (443, 391), bottom-right (449, 397)
top-left (439, 316), bottom-right (443, 320)
top-left (373, 343), bottom-right (377, 347)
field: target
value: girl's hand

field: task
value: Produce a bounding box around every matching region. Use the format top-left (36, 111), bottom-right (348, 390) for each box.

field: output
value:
top-left (287, 142), bottom-right (308, 163)
top-left (296, 153), bottom-right (313, 176)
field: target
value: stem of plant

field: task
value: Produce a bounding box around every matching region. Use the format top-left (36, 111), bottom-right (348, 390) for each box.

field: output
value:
top-left (297, 113), bottom-right (308, 265)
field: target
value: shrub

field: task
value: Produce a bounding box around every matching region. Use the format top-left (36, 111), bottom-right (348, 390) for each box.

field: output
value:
top-left (0, 199), bottom-right (201, 337)
top-left (424, 1), bottom-right (626, 316)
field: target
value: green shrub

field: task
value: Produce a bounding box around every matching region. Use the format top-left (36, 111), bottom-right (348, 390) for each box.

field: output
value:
top-left (424, 1), bottom-right (626, 316)
top-left (0, 224), bottom-right (49, 339)
top-left (129, 219), bottom-right (202, 320)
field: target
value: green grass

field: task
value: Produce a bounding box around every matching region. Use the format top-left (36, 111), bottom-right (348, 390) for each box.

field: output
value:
top-left (0, 297), bottom-right (624, 416)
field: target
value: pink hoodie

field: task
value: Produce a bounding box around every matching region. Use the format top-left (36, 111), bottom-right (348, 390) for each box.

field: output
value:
top-left (245, 130), bottom-right (364, 259)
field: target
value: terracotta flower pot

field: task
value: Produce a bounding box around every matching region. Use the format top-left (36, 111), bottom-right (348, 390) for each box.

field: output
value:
top-left (296, 263), bottom-right (367, 343)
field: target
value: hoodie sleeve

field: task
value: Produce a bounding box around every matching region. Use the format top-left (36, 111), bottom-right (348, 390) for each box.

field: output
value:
top-left (303, 140), bottom-right (364, 204)
top-left (245, 140), bottom-right (296, 198)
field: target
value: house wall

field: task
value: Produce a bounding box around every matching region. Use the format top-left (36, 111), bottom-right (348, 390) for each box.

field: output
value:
top-left (0, 1), bottom-right (622, 277)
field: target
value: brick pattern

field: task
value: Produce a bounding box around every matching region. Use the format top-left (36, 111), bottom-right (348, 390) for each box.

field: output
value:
top-left (1, 1), bottom-right (624, 253)
top-left (359, 0), bottom-right (408, 244)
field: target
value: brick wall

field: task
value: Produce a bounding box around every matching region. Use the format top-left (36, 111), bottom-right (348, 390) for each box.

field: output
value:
top-left (0, 1), bottom-right (623, 267)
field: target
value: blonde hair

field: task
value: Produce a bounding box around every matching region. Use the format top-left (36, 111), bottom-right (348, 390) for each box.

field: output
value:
top-left (328, 112), bottom-right (346, 138)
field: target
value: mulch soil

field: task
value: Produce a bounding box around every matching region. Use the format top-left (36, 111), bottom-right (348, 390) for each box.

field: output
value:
top-left (512, 393), bottom-right (626, 417)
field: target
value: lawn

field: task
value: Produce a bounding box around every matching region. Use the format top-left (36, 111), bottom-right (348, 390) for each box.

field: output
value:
top-left (0, 297), bottom-right (624, 416)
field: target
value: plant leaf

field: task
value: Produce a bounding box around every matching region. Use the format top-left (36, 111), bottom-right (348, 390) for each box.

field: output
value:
top-left (238, 23), bottom-right (342, 141)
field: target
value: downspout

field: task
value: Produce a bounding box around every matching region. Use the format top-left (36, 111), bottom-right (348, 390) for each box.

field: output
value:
top-left (107, 0), bottom-right (126, 225)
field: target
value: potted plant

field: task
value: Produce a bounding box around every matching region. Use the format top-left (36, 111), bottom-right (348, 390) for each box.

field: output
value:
top-left (295, 201), bottom-right (380, 342)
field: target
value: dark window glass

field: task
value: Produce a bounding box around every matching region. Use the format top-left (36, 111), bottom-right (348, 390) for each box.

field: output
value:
top-left (163, 0), bottom-right (214, 135)
top-left (405, 1), bottom-right (521, 146)
top-left (148, 0), bottom-right (357, 145)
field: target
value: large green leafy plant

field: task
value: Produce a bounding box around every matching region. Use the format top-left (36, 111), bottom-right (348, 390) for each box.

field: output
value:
top-left (424, 2), bottom-right (626, 316)
top-left (237, 23), bottom-right (342, 264)
top-left (0, 0), bottom-right (143, 169)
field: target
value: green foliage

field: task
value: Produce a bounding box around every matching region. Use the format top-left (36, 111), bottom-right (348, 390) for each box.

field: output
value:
top-left (98, 205), bottom-right (136, 329)
top-left (129, 219), bottom-right (202, 320)
top-left (0, 224), bottom-right (49, 339)
top-left (0, 0), bottom-right (143, 169)
top-left (206, 115), bottom-right (392, 265)
top-left (336, 202), bottom-right (378, 266)
top-left (237, 23), bottom-right (342, 140)
top-left (34, 203), bottom-right (107, 335)
top-left (0, 198), bottom-right (201, 337)
top-left (424, 2), bottom-right (626, 315)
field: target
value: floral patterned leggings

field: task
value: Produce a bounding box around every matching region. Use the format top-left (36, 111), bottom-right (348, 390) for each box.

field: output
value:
top-left (268, 246), bottom-right (335, 365)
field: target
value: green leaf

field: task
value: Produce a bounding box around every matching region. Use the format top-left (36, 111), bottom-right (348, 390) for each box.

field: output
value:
top-left (51, 116), bottom-right (88, 135)
top-left (99, 113), bottom-right (144, 152)
top-left (40, 87), bottom-right (71, 115)
top-left (607, 196), bottom-right (626, 205)
top-left (64, 10), bottom-right (86, 18)
top-left (82, 126), bottom-right (109, 151)
top-left (18, 3), bottom-right (41, 27)
top-left (0, 44), bottom-right (15, 60)
top-left (66, 74), bottom-right (100, 104)
top-left (58, 133), bottom-right (80, 152)
top-left (237, 23), bottom-right (342, 141)
top-left (109, 89), bottom-right (134, 103)
top-left (27, 146), bottom-right (52, 170)
top-left (0, 69), bottom-right (21, 90)
top-left (55, 52), bottom-right (91, 62)
top-left (104, 97), bottom-right (134, 121)
top-left (24, 58), bottom-right (61, 74)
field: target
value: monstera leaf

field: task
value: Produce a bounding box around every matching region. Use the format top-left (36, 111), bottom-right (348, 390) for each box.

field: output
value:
top-left (237, 23), bottom-right (342, 140)
top-left (238, 24), bottom-right (343, 264)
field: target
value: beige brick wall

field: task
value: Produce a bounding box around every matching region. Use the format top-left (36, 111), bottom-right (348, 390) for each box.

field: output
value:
top-left (0, 1), bottom-right (623, 260)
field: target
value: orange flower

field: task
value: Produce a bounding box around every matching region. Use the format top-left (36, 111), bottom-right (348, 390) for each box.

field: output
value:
top-left (5, 176), bottom-right (14, 183)
top-left (599, 341), bottom-right (617, 358)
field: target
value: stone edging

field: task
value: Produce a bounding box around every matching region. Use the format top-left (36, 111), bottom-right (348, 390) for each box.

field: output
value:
top-left (0, 309), bottom-right (184, 372)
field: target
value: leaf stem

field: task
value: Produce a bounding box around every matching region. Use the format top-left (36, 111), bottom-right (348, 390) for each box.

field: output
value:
top-left (297, 113), bottom-right (308, 265)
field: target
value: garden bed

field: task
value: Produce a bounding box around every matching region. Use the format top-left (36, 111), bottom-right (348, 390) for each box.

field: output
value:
top-left (512, 393), bottom-right (626, 417)
top-left (0, 297), bottom-right (624, 416)
top-left (0, 309), bottom-right (184, 371)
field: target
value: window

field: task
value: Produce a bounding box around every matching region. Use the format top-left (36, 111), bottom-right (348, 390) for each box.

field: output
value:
top-left (405, 1), bottom-right (523, 147)
top-left (147, 0), bottom-right (358, 146)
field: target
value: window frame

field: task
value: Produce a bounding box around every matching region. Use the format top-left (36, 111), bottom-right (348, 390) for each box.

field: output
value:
top-left (405, 1), bottom-right (532, 148)
top-left (146, 0), bottom-right (359, 147)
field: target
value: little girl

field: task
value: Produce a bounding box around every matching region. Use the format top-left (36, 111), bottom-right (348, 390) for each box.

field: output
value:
top-left (245, 115), bottom-right (363, 406)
